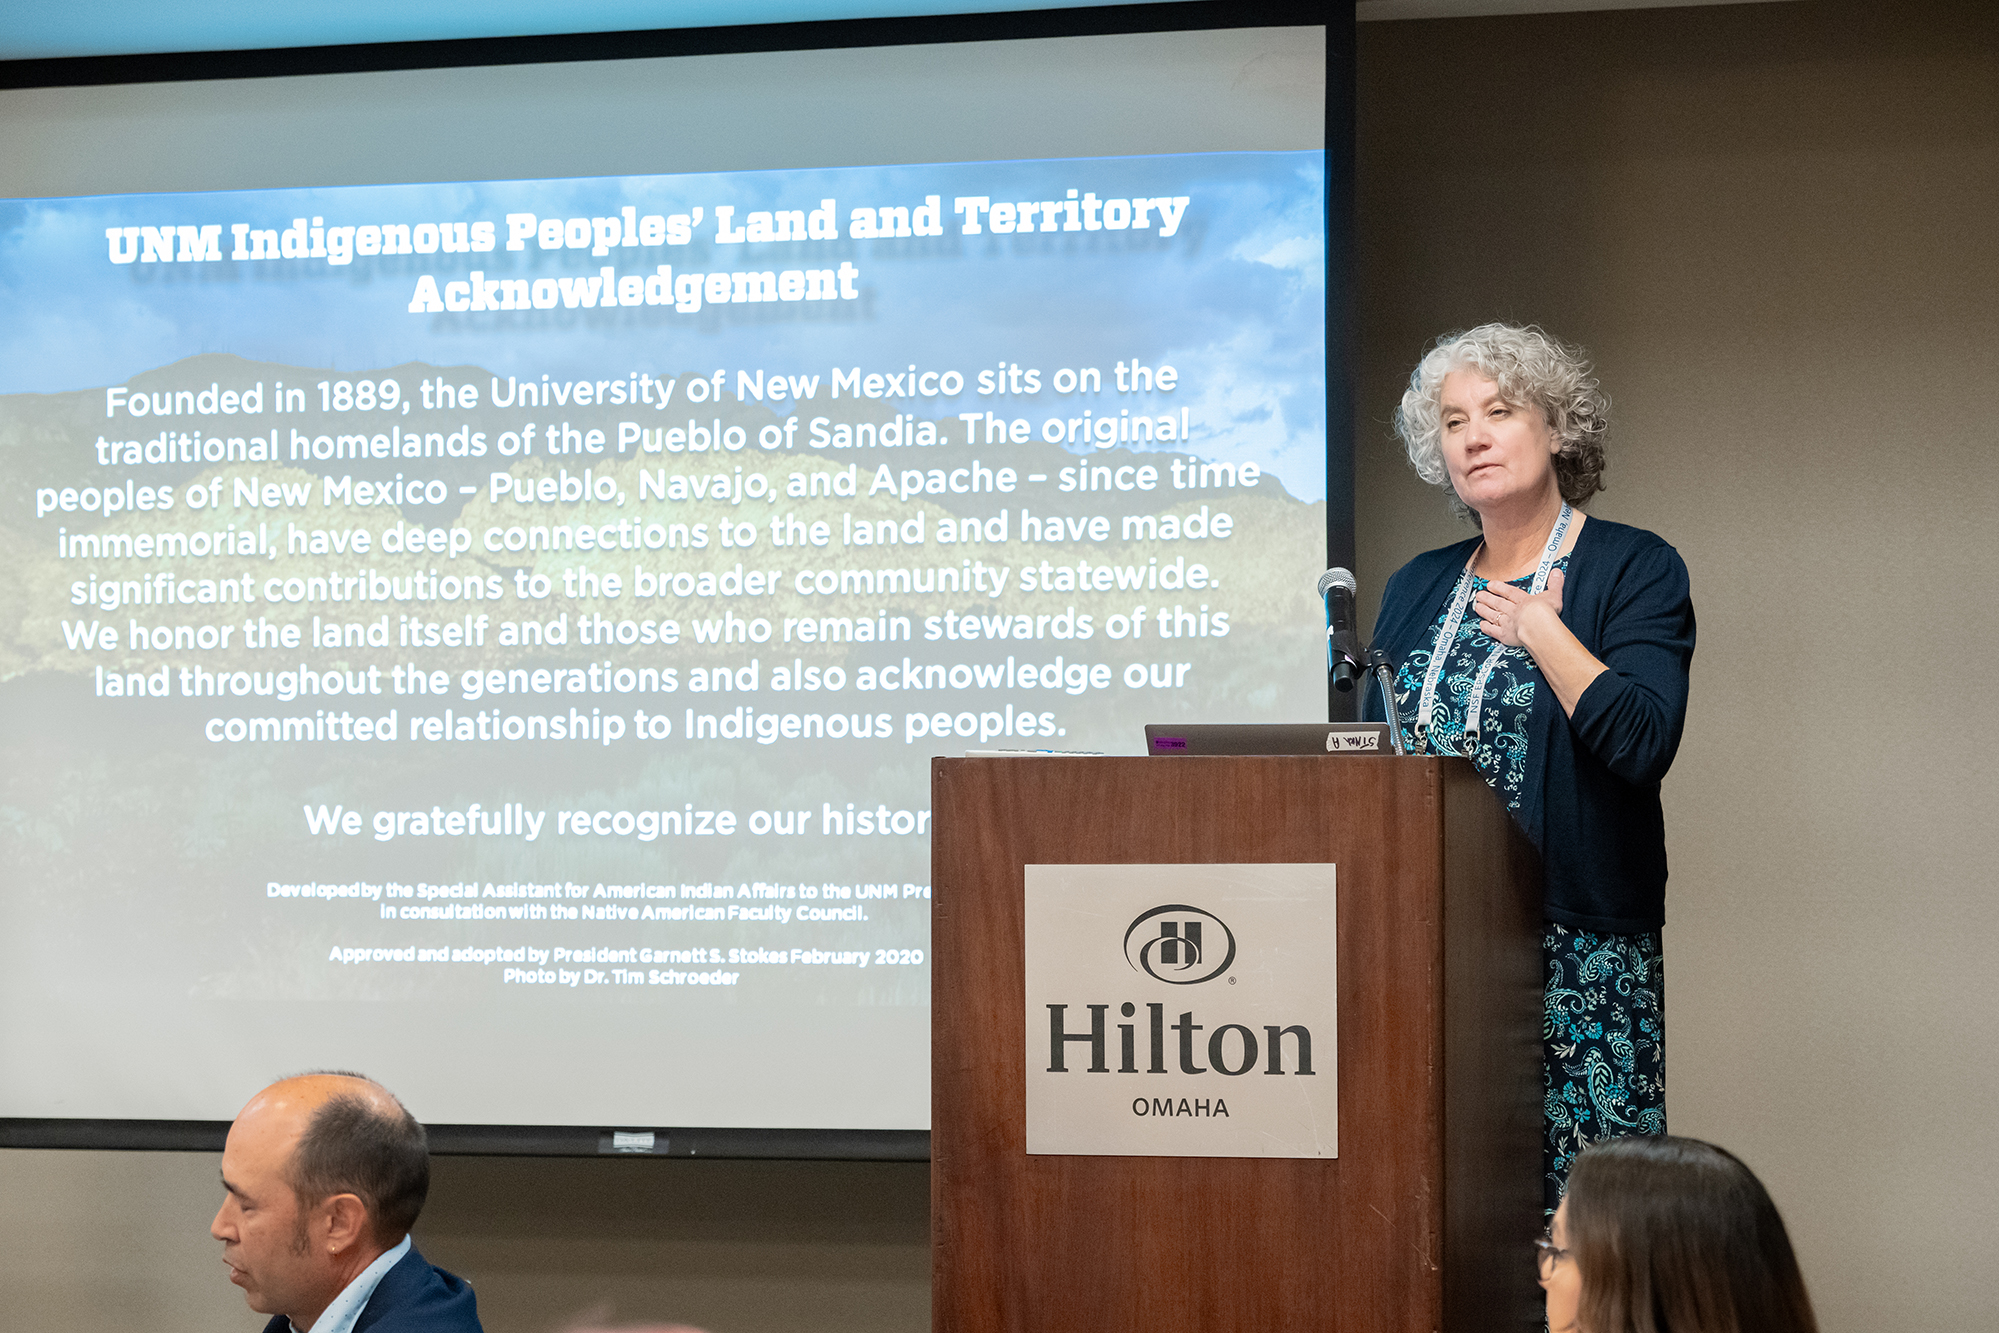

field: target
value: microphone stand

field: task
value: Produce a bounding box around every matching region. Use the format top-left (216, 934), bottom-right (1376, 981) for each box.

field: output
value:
top-left (1364, 648), bottom-right (1407, 756)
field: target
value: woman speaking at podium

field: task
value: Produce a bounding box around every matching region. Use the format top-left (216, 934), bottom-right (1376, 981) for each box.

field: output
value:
top-left (1367, 323), bottom-right (1695, 1213)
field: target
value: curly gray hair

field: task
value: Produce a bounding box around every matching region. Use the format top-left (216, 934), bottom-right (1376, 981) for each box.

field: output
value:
top-left (1392, 322), bottom-right (1609, 523)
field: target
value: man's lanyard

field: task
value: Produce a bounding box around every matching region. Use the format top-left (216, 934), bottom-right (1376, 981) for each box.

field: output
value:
top-left (1414, 503), bottom-right (1573, 751)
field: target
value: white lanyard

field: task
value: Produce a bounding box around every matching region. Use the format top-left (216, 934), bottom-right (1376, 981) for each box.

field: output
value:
top-left (1414, 504), bottom-right (1573, 752)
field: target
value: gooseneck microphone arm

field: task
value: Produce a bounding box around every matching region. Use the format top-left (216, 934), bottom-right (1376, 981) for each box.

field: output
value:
top-left (1366, 648), bottom-right (1408, 756)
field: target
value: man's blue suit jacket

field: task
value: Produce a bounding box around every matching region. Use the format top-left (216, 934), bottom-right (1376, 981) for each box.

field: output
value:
top-left (260, 1245), bottom-right (483, 1333)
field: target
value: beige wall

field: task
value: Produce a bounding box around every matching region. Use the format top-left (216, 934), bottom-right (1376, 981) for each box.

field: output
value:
top-left (1354, 2), bottom-right (1999, 1330)
top-left (5, 3), bottom-right (1995, 1330)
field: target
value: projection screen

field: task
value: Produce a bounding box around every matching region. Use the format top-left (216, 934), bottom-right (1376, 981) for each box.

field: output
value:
top-left (0, 13), bottom-right (1338, 1146)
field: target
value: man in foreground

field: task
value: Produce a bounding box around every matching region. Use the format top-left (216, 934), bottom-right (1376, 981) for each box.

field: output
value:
top-left (212, 1072), bottom-right (483, 1333)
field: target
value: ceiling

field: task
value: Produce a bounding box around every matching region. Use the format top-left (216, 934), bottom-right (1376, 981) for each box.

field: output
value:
top-left (0, 0), bottom-right (1798, 63)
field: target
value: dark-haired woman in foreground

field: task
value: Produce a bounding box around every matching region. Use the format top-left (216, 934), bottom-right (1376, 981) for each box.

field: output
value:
top-left (1539, 1135), bottom-right (1819, 1333)
top-left (1369, 323), bottom-right (1695, 1208)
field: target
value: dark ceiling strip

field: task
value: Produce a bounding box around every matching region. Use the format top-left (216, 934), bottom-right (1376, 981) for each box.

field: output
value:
top-left (0, 0), bottom-right (1322, 91)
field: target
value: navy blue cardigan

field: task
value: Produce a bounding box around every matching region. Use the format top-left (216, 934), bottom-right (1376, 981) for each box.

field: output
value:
top-left (1365, 518), bottom-right (1695, 933)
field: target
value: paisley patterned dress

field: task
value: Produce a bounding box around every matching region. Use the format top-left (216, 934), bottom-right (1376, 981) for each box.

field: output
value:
top-left (1391, 556), bottom-right (1666, 1212)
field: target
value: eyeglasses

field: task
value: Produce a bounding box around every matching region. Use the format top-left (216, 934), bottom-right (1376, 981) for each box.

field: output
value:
top-left (1533, 1235), bottom-right (1572, 1281)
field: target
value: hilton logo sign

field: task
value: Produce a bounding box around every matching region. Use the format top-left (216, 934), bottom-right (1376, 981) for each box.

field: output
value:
top-left (1024, 863), bottom-right (1338, 1159)
top-left (1124, 904), bottom-right (1236, 984)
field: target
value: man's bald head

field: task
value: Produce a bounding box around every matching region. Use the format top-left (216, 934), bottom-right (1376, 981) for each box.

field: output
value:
top-left (233, 1072), bottom-right (402, 1147)
top-left (235, 1071), bottom-right (430, 1249)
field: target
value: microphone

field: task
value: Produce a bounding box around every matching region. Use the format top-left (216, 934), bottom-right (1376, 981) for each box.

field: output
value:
top-left (1316, 567), bottom-right (1363, 693)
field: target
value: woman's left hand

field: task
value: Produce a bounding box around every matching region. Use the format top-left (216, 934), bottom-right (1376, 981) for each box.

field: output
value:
top-left (1473, 567), bottom-right (1566, 648)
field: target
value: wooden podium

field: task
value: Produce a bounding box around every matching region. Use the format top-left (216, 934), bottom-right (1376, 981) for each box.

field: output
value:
top-left (931, 755), bottom-right (1543, 1333)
